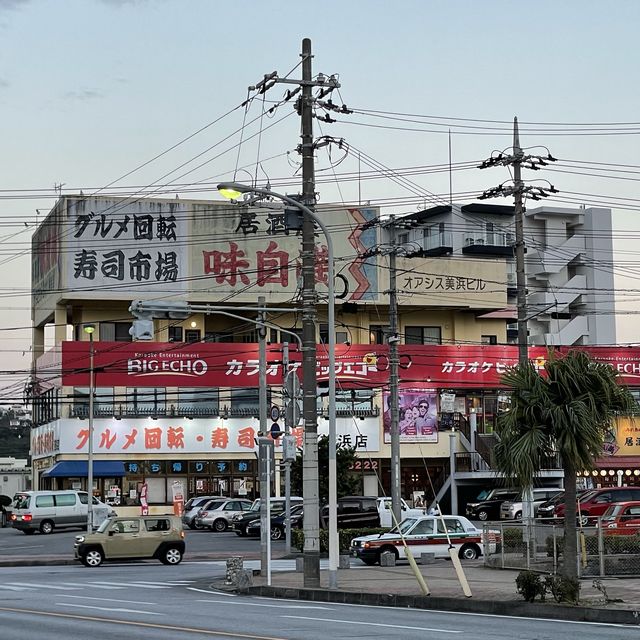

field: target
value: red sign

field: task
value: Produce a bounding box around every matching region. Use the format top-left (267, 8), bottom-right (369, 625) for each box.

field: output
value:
top-left (57, 341), bottom-right (640, 390)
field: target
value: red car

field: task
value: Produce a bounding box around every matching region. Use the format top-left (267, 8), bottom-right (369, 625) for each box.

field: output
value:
top-left (600, 501), bottom-right (640, 535)
top-left (554, 487), bottom-right (640, 525)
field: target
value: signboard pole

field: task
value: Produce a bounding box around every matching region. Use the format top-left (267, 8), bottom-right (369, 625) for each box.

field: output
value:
top-left (258, 438), bottom-right (274, 585)
top-left (258, 299), bottom-right (270, 581)
top-left (283, 342), bottom-right (292, 556)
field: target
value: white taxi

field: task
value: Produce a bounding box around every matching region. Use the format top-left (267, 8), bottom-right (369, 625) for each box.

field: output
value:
top-left (350, 514), bottom-right (498, 566)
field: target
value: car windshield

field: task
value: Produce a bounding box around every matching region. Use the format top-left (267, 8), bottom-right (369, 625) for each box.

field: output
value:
top-left (390, 518), bottom-right (418, 535)
top-left (250, 500), bottom-right (261, 512)
top-left (97, 518), bottom-right (112, 533)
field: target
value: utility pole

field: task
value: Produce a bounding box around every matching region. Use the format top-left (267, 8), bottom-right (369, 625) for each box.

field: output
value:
top-left (387, 220), bottom-right (402, 525)
top-left (258, 296), bottom-right (269, 579)
top-left (299, 37), bottom-right (321, 588)
top-left (479, 117), bottom-right (558, 557)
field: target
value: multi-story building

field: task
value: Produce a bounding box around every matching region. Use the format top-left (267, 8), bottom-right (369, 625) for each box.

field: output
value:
top-left (29, 194), bottom-right (518, 513)
top-left (394, 202), bottom-right (616, 346)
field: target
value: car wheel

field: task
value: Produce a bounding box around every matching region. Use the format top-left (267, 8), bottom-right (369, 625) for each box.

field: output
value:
top-left (82, 548), bottom-right (104, 567)
top-left (477, 510), bottom-right (489, 521)
top-left (579, 515), bottom-right (590, 527)
top-left (213, 519), bottom-right (227, 532)
top-left (236, 528), bottom-right (247, 537)
top-left (459, 544), bottom-right (480, 560)
top-left (270, 526), bottom-right (283, 541)
top-left (161, 546), bottom-right (183, 565)
top-left (515, 511), bottom-right (522, 520)
top-left (40, 520), bottom-right (54, 535)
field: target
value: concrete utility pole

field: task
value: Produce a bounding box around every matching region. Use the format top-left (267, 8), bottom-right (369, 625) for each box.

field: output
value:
top-left (299, 37), bottom-right (321, 588)
top-left (512, 118), bottom-right (528, 366)
top-left (258, 296), bottom-right (269, 578)
top-left (387, 220), bottom-right (402, 525)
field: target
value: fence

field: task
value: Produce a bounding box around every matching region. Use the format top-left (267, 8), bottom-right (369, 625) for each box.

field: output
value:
top-left (483, 520), bottom-right (640, 578)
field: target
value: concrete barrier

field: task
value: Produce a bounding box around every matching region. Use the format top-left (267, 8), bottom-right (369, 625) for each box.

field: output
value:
top-left (380, 551), bottom-right (396, 567)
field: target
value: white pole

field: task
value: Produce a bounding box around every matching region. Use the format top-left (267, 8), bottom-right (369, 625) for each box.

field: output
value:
top-left (87, 330), bottom-right (95, 533)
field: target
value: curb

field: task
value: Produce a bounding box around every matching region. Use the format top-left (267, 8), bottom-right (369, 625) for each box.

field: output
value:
top-left (239, 584), bottom-right (640, 626)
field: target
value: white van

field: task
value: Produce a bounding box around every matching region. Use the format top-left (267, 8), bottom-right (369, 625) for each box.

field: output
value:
top-left (11, 490), bottom-right (113, 534)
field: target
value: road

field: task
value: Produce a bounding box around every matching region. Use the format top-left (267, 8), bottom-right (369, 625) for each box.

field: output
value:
top-left (0, 525), bottom-right (279, 559)
top-left (0, 563), bottom-right (638, 639)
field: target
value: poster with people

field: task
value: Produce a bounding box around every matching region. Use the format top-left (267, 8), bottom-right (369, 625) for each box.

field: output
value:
top-left (383, 390), bottom-right (438, 443)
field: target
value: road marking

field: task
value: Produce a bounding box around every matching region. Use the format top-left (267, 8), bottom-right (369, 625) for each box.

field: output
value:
top-left (188, 587), bottom-right (237, 596)
top-left (62, 603), bottom-right (162, 616)
top-left (0, 544), bottom-right (44, 550)
top-left (196, 599), bottom-right (332, 610)
top-left (0, 585), bottom-right (28, 591)
top-left (88, 581), bottom-right (169, 589)
top-left (280, 615), bottom-right (463, 633)
top-left (63, 582), bottom-right (124, 590)
top-left (0, 606), bottom-right (289, 639)
top-left (5, 582), bottom-right (79, 591)
top-left (61, 595), bottom-right (158, 606)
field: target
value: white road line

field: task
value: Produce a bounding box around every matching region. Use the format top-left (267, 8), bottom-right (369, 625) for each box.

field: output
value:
top-left (0, 585), bottom-right (29, 591)
top-left (0, 545), bottom-right (44, 550)
top-left (5, 583), bottom-right (79, 591)
top-left (187, 587), bottom-right (237, 596)
top-left (131, 580), bottom-right (191, 586)
top-left (61, 582), bottom-right (125, 590)
top-left (90, 581), bottom-right (170, 589)
top-left (280, 615), bottom-right (463, 634)
top-left (60, 603), bottom-right (162, 616)
top-left (60, 595), bottom-right (158, 606)
top-left (196, 599), bottom-right (332, 610)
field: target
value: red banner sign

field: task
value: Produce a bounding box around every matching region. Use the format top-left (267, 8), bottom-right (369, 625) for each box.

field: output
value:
top-left (58, 341), bottom-right (640, 389)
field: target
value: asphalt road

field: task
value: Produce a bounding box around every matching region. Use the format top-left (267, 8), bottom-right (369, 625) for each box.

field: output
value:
top-left (0, 525), bottom-right (278, 558)
top-left (0, 563), bottom-right (637, 639)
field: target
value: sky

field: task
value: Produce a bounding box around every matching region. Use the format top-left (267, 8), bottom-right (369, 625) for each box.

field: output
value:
top-left (1, 0), bottom-right (640, 402)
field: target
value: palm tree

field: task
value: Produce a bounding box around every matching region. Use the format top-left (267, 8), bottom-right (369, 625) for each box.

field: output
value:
top-left (494, 350), bottom-right (636, 579)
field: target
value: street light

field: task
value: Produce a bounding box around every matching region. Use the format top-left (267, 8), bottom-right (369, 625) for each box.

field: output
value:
top-left (217, 182), bottom-right (339, 589)
top-left (83, 323), bottom-right (96, 532)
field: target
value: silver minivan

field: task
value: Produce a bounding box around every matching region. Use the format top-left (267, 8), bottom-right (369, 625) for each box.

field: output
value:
top-left (11, 490), bottom-right (112, 534)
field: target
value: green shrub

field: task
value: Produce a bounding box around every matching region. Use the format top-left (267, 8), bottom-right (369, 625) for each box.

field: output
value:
top-left (291, 528), bottom-right (388, 553)
top-left (545, 575), bottom-right (580, 604)
top-left (515, 570), bottom-right (546, 602)
top-left (546, 533), bottom-right (640, 558)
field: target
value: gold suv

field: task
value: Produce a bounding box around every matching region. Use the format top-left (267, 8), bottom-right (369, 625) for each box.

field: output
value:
top-left (74, 515), bottom-right (185, 567)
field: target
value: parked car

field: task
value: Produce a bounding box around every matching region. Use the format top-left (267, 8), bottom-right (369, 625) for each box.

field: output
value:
top-left (11, 490), bottom-right (113, 534)
top-left (554, 486), bottom-right (640, 525)
top-left (193, 498), bottom-right (252, 531)
top-left (537, 489), bottom-right (589, 520)
top-left (465, 489), bottom-right (519, 522)
top-left (350, 514), bottom-right (498, 565)
top-left (499, 488), bottom-right (562, 520)
top-left (182, 496), bottom-right (222, 530)
top-left (321, 496), bottom-right (425, 529)
top-left (246, 504), bottom-right (304, 539)
top-left (0, 495), bottom-right (11, 528)
top-left (74, 515), bottom-right (185, 567)
top-left (600, 501), bottom-right (640, 534)
top-left (233, 497), bottom-right (303, 536)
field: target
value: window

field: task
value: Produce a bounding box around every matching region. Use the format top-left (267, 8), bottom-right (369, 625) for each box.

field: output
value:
top-left (73, 387), bottom-right (114, 416)
top-left (185, 329), bottom-right (201, 343)
top-left (486, 222), bottom-right (494, 244)
top-left (112, 519), bottom-right (140, 534)
top-left (178, 388), bottom-right (218, 415)
top-left (145, 518), bottom-right (170, 532)
top-left (230, 388), bottom-right (262, 413)
top-left (35, 495), bottom-right (54, 508)
top-left (335, 389), bottom-right (374, 412)
top-left (398, 232), bottom-right (409, 245)
top-left (168, 326), bottom-right (183, 342)
top-left (369, 325), bottom-right (391, 345)
top-left (481, 335), bottom-right (498, 345)
top-left (126, 387), bottom-right (166, 414)
top-left (405, 326), bottom-right (441, 345)
top-left (204, 331), bottom-right (233, 343)
top-left (411, 520), bottom-right (434, 535)
top-left (100, 322), bottom-right (133, 342)
top-left (320, 324), bottom-right (349, 345)
top-left (54, 494), bottom-right (76, 507)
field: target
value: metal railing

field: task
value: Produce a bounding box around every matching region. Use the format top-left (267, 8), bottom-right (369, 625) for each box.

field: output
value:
top-left (464, 231), bottom-right (514, 247)
top-left (483, 520), bottom-right (640, 577)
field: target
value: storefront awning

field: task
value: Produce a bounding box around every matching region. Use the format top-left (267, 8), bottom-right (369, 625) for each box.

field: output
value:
top-left (41, 461), bottom-right (125, 478)
top-left (595, 456), bottom-right (640, 469)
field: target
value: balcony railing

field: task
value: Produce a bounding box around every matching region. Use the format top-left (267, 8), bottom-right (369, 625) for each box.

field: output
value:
top-left (423, 232), bottom-right (453, 251)
top-left (464, 231), bottom-right (514, 248)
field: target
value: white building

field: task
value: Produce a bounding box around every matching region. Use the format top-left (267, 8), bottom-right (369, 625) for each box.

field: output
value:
top-left (392, 202), bottom-right (615, 346)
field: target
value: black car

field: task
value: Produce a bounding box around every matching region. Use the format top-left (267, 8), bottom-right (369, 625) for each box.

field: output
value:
top-left (233, 498), bottom-right (303, 536)
top-left (465, 489), bottom-right (519, 521)
top-left (246, 504), bottom-right (304, 540)
top-left (320, 496), bottom-right (380, 529)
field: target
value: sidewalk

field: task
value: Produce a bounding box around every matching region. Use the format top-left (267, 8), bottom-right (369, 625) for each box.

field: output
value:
top-left (231, 559), bottom-right (640, 626)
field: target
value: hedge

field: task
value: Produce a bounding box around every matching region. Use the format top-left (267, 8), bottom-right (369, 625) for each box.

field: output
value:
top-left (291, 527), bottom-right (388, 553)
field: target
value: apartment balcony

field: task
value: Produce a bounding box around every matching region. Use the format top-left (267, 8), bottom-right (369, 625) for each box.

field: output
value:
top-left (462, 231), bottom-right (514, 257)
top-left (420, 231), bottom-right (453, 257)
